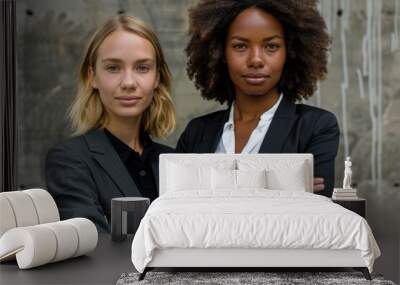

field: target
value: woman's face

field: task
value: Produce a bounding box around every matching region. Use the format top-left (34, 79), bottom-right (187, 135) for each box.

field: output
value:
top-left (91, 29), bottom-right (159, 122)
top-left (225, 7), bottom-right (286, 99)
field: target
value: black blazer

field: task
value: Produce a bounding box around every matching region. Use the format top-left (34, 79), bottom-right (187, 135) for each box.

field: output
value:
top-left (45, 128), bottom-right (173, 232)
top-left (176, 96), bottom-right (340, 197)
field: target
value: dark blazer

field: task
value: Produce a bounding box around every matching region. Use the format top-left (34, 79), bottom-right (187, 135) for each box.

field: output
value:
top-left (176, 96), bottom-right (340, 197)
top-left (45, 128), bottom-right (173, 233)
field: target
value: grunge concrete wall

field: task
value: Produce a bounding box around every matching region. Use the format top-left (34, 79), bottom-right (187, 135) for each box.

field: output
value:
top-left (16, 0), bottom-right (399, 282)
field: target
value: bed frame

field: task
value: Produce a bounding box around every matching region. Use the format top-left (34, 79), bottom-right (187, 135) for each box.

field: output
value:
top-left (138, 154), bottom-right (372, 281)
top-left (138, 248), bottom-right (371, 280)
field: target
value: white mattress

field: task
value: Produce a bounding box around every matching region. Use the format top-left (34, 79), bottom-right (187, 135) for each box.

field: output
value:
top-left (131, 190), bottom-right (380, 273)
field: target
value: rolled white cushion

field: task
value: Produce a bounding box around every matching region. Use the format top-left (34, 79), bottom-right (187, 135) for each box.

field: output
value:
top-left (0, 191), bottom-right (39, 227)
top-left (0, 218), bottom-right (98, 269)
top-left (0, 226), bottom-right (57, 269)
top-left (0, 196), bottom-right (17, 237)
top-left (65, 218), bottom-right (98, 257)
top-left (42, 221), bottom-right (79, 262)
top-left (23, 189), bottom-right (59, 223)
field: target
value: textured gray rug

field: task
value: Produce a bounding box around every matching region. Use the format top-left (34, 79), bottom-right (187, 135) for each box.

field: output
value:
top-left (116, 272), bottom-right (396, 285)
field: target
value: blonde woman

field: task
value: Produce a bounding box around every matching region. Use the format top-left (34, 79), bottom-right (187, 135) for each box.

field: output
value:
top-left (45, 15), bottom-right (175, 233)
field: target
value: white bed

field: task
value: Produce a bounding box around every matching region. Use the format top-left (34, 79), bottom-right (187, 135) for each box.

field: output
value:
top-left (131, 154), bottom-right (380, 280)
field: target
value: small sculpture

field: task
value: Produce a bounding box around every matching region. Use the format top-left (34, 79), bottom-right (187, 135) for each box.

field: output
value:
top-left (343, 157), bottom-right (352, 189)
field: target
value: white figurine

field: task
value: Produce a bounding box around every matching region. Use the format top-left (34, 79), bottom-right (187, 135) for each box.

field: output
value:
top-left (343, 156), bottom-right (352, 189)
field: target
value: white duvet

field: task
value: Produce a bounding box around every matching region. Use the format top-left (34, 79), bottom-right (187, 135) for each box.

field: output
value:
top-left (131, 190), bottom-right (380, 273)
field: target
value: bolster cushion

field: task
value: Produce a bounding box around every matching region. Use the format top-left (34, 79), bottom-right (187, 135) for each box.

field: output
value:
top-left (0, 189), bottom-right (60, 237)
top-left (0, 218), bottom-right (98, 269)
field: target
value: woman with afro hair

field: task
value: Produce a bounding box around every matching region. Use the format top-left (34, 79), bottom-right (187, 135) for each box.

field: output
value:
top-left (176, 0), bottom-right (340, 197)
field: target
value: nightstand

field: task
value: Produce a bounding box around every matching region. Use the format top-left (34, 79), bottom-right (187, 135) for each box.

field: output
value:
top-left (111, 197), bottom-right (150, 242)
top-left (331, 198), bottom-right (366, 218)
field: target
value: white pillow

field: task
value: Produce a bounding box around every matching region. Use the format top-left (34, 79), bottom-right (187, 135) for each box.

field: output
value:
top-left (238, 159), bottom-right (309, 191)
top-left (266, 167), bottom-right (307, 191)
top-left (211, 168), bottom-right (267, 191)
top-left (211, 168), bottom-right (236, 190)
top-left (167, 162), bottom-right (210, 191)
top-left (166, 158), bottom-right (236, 192)
top-left (236, 169), bottom-right (267, 189)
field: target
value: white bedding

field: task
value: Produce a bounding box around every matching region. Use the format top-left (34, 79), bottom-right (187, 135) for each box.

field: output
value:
top-left (131, 190), bottom-right (380, 273)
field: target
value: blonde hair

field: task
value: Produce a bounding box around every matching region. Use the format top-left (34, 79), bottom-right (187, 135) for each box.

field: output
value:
top-left (69, 15), bottom-right (175, 138)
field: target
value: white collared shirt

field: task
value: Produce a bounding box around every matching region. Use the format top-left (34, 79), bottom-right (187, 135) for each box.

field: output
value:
top-left (215, 94), bottom-right (283, 154)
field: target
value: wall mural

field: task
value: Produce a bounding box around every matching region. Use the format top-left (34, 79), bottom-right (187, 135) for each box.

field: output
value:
top-left (16, 0), bottom-right (399, 282)
top-left (319, 0), bottom-right (399, 191)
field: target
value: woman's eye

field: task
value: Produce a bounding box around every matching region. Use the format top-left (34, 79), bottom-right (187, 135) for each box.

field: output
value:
top-left (105, 65), bottom-right (120, 73)
top-left (265, 43), bottom-right (280, 51)
top-left (136, 64), bottom-right (150, 73)
top-left (232, 43), bottom-right (247, 50)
